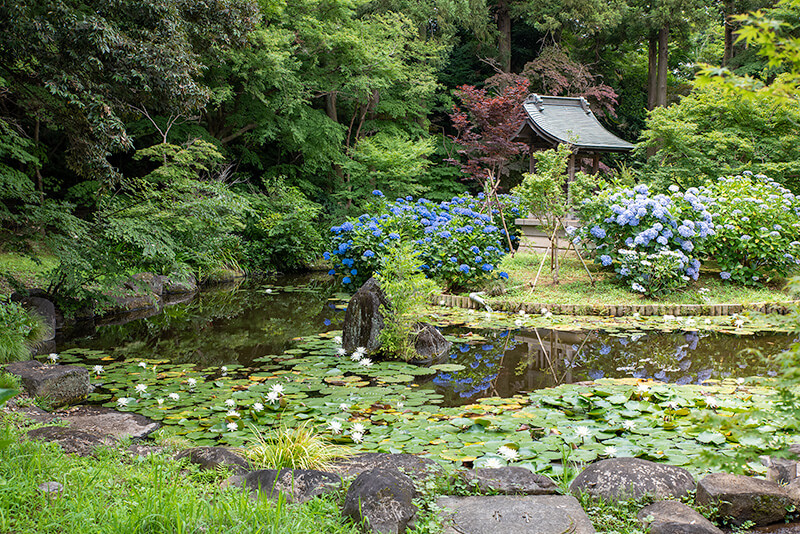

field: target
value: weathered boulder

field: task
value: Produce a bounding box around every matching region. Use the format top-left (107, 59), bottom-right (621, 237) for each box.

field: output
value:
top-left (638, 501), bottom-right (723, 534)
top-left (412, 324), bottom-right (451, 361)
top-left (696, 473), bottom-right (793, 527)
top-left (761, 456), bottom-right (799, 484)
top-left (437, 495), bottom-right (595, 534)
top-left (26, 426), bottom-right (116, 456)
top-left (229, 468), bottom-right (341, 503)
top-left (342, 468), bottom-right (417, 534)
top-left (176, 447), bottom-right (252, 475)
top-left (456, 467), bottom-right (558, 495)
top-left (125, 272), bottom-right (166, 296)
top-left (19, 296), bottom-right (58, 341)
top-left (787, 478), bottom-right (800, 504)
top-left (328, 453), bottom-right (444, 484)
top-left (163, 274), bottom-right (198, 294)
top-left (55, 406), bottom-right (159, 440)
top-left (342, 278), bottom-right (389, 354)
top-left (569, 457), bottom-right (695, 501)
top-left (4, 360), bottom-right (89, 407)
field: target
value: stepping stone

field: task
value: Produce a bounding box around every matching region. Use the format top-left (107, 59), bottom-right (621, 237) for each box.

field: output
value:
top-left (437, 495), bottom-right (595, 534)
top-left (230, 468), bottom-right (342, 504)
top-left (456, 467), bottom-right (558, 495)
top-left (175, 446), bottom-right (251, 475)
top-left (55, 405), bottom-right (159, 440)
top-left (570, 457), bottom-right (695, 501)
top-left (328, 453), bottom-right (444, 483)
top-left (4, 360), bottom-right (89, 407)
top-left (26, 426), bottom-right (116, 456)
top-left (638, 500), bottom-right (723, 534)
top-left (696, 473), bottom-right (793, 527)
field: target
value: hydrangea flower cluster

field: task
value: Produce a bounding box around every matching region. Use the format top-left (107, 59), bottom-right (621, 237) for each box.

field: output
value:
top-left (704, 172), bottom-right (800, 285)
top-left (572, 184), bottom-right (714, 293)
top-left (325, 192), bottom-right (520, 290)
top-left (616, 249), bottom-right (693, 297)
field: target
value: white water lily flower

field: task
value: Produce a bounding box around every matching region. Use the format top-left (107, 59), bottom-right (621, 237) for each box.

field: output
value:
top-left (226, 422), bottom-right (238, 432)
top-left (269, 383), bottom-right (285, 395)
top-left (266, 390), bottom-right (280, 404)
top-left (636, 382), bottom-right (650, 393)
top-left (604, 446), bottom-right (618, 457)
top-left (704, 319), bottom-right (712, 325)
top-left (632, 312), bottom-right (641, 319)
top-left (734, 318), bottom-right (745, 328)
top-left (221, 366), bottom-right (228, 376)
top-left (337, 348), bottom-right (347, 356)
top-left (663, 315), bottom-right (675, 322)
top-left (705, 397), bottom-right (719, 408)
top-left (225, 399), bottom-right (236, 408)
top-left (544, 312), bottom-right (553, 318)
top-left (514, 320), bottom-right (523, 327)
top-left (328, 420), bottom-right (343, 434)
top-left (498, 446), bottom-right (518, 461)
top-left (439, 299), bottom-right (445, 306)
top-left (351, 431), bottom-right (364, 443)
top-left (93, 365), bottom-right (103, 374)
top-left (397, 402), bottom-right (404, 409)
top-left (48, 353), bottom-right (59, 363)
top-left (157, 398), bottom-right (164, 406)
top-left (736, 378), bottom-right (745, 385)
top-left (333, 336), bottom-right (342, 345)
top-left (225, 410), bottom-right (240, 417)
top-left (540, 308), bottom-right (548, 315)
top-left (135, 384), bottom-right (147, 394)
top-left (253, 402), bottom-right (264, 411)
top-left (265, 288), bottom-right (272, 294)
top-left (483, 458), bottom-right (503, 469)
top-left (352, 423), bottom-right (366, 434)
top-left (339, 403), bottom-right (350, 411)
top-left (622, 421), bottom-right (636, 431)
top-left (350, 352), bottom-right (362, 361)
top-left (138, 361), bottom-right (147, 368)
top-left (518, 310), bottom-right (526, 316)
top-left (169, 393), bottom-right (180, 401)
top-left (359, 358), bottom-right (373, 367)
top-left (117, 397), bottom-right (130, 407)
top-left (187, 378), bottom-right (197, 387)
top-left (575, 426), bottom-right (590, 438)
top-left (666, 401), bottom-right (679, 410)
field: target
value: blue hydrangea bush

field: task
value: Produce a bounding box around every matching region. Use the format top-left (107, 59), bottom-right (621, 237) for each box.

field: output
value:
top-left (571, 184), bottom-right (714, 295)
top-left (324, 192), bottom-right (520, 290)
top-left (705, 172), bottom-right (800, 285)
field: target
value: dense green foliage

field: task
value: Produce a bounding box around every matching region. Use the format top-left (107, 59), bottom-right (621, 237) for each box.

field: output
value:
top-left (0, 300), bottom-right (45, 363)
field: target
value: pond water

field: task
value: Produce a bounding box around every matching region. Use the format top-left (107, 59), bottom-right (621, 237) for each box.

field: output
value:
top-left (60, 275), bottom-right (797, 407)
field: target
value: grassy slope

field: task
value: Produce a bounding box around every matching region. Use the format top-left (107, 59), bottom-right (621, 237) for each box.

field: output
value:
top-left (495, 252), bottom-right (797, 307)
top-left (0, 253), bottom-right (58, 297)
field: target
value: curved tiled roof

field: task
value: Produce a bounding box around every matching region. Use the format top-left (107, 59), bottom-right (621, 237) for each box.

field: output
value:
top-left (517, 94), bottom-right (634, 152)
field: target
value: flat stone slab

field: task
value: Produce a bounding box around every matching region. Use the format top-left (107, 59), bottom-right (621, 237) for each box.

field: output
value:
top-left (54, 406), bottom-right (159, 440)
top-left (457, 467), bottom-right (558, 495)
top-left (570, 457), bottom-right (695, 501)
top-left (176, 447), bottom-right (251, 475)
top-left (4, 360), bottom-right (89, 407)
top-left (328, 453), bottom-right (444, 483)
top-left (26, 426), bottom-right (116, 456)
top-left (233, 468), bottom-right (342, 504)
top-left (638, 500), bottom-right (723, 534)
top-left (696, 473), bottom-right (793, 527)
top-left (437, 495), bottom-right (595, 534)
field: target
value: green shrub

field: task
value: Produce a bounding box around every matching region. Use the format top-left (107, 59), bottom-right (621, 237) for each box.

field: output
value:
top-left (705, 172), bottom-right (800, 285)
top-left (244, 422), bottom-right (351, 470)
top-left (0, 299), bottom-right (45, 363)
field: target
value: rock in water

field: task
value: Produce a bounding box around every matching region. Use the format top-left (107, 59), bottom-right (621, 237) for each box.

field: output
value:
top-left (342, 278), bottom-right (390, 353)
top-left (569, 457), bottom-right (695, 501)
top-left (342, 468), bottom-right (417, 534)
top-left (413, 324), bottom-right (451, 361)
top-left (4, 360), bottom-right (89, 407)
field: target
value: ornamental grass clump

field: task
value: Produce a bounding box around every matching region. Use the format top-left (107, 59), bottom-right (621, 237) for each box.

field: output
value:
top-left (573, 183), bottom-right (714, 295)
top-left (244, 422), bottom-right (351, 471)
top-left (324, 192), bottom-right (520, 290)
top-left (704, 172), bottom-right (800, 286)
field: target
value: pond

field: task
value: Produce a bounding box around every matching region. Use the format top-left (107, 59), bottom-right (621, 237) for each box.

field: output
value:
top-left (50, 275), bottom-right (800, 472)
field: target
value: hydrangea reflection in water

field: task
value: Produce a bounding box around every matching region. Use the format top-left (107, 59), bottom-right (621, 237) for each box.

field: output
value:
top-left (324, 192), bottom-right (520, 289)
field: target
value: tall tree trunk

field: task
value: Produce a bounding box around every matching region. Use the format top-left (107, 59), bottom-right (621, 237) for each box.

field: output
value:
top-left (656, 24), bottom-right (669, 108)
top-left (325, 92), bottom-right (338, 122)
top-left (723, 0), bottom-right (735, 65)
top-left (647, 34), bottom-right (658, 111)
top-left (497, 0), bottom-right (511, 72)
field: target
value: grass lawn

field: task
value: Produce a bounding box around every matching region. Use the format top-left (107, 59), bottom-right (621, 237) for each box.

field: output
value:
top-left (0, 252), bottom-right (58, 297)
top-left (494, 252), bottom-right (798, 307)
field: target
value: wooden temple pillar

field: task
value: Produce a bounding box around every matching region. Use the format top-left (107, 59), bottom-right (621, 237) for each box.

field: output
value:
top-left (592, 153), bottom-right (600, 174)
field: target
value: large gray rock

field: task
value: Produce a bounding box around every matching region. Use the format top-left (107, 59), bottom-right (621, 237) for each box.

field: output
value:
top-left (342, 468), bottom-right (417, 534)
top-left (569, 457), bottom-right (695, 501)
top-left (26, 426), bottom-right (116, 456)
top-left (437, 495), bottom-right (595, 534)
top-left (328, 453), bottom-right (444, 484)
top-left (229, 468), bottom-right (342, 503)
top-left (54, 406), bottom-right (159, 440)
top-left (761, 456), bottom-right (799, 484)
top-left (638, 501), bottom-right (723, 534)
top-left (163, 274), bottom-right (197, 294)
top-left (4, 360), bottom-right (89, 407)
top-left (456, 467), bottom-right (558, 495)
top-left (125, 272), bottom-right (165, 296)
top-left (176, 447), bottom-right (251, 475)
top-left (20, 296), bottom-right (57, 341)
top-left (696, 473), bottom-right (793, 527)
top-left (342, 278), bottom-right (389, 353)
top-left (412, 324), bottom-right (451, 361)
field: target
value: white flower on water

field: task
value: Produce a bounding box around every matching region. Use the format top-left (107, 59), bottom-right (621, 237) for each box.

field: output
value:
top-left (328, 420), bottom-right (343, 434)
top-left (705, 397), bottom-right (719, 408)
top-left (352, 423), bottom-right (366, 434)
top-left (266, 391), bottom-right (281, 404)
top-left (225, 410), bottom-right (240, 418)
top-left (135, 384), bottom-right (147, 394)
top-left (622, 421), bottom-right (636, 431)
top-left (636, 382), bottom-right (650, 393)
top-left (355, 346), bottom-right (366, 354)
top-left (498, 446), bottom-right (519, 461)
top-left (187, 378), bottom-right (197, 388)
top-left (337, 348), bottom-right (347, 356)
top-left (734, 318), bottom-right (745, 328)
top-left (93, 365), bottom-right (103, 374)
top-left (544, 312), bottom-right (553, 318)
top-left (253, 402), bottom-right (264, 411)
top-left (169, 393), bottom-right (180, 401)
top-left (333, 336), bottom-right (342, 345)
top-left (221, 366), bottom-right (228, 376)
top-left (350, 352), bottom-right (362, 361)
top-left (397, 402), bottom-right (404, 409)
top-left (604, 446), bottom-right (618, 457)
top-left (666, 401), bottom-right (679, 410)
top-left (482, 458), bottom-right (503, 469)
top-left (514, 320), bottom-right (523, 327)
top-left (226, 422), bottom-right (238, 432)
top-left (339, 403), bottom-right (350, 411)
top-left (225, 399), bottom-right (236, 408)
top-left (359, 358), bottom-right (373, 367)
top-left (138, 361), bottom-right (147, 368)
top-left (351, 431), bottom-right (364, 443)
top-left (48, 353), bottom-right (59, 363)
top-left (575, 426), bottom-right (590, 438)
top-left (704, 318), bottom-right (712, 324)
top-left (117, 397), bottom-right (130, 407)
top-left (663, 315), bottom-right (675, 322)
top-left (265, 288), bottom-right (272, 294)
top-left (736, 377), bottom-right (745, 385)
top-left (632, 312), bottom-right (641, 319)
top-left (269, 383), bottom-right (285, 395)
top-left (439, 299), bottom-right (445, 306)
top-left (157, 398), bottom-right (164, 405)
top-left (518, 310), bottom-right (527, 317)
